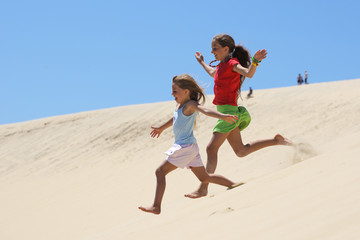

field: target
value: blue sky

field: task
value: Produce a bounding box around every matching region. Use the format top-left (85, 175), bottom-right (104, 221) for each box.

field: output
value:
top-left (1, 0), bottom-right (359, 125)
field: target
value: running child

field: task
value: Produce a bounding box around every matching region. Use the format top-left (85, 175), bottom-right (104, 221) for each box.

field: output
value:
top-left (138, 74), bottom-right (243, 215)
top-left (186, 34), bottom-right (292, 199)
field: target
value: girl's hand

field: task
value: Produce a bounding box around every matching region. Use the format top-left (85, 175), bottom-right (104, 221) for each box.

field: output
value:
top-left (253, 49), bottom-right (268, 62)
top-left (150, 126), bottom-right (163, 138)
top-left (195, 52), bottom-right (204, 63)
top-left (223, 114), bottom-right (239, 124)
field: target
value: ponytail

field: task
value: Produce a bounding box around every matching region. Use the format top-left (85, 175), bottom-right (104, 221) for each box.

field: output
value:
top-left (233, 45), bottom-right (251, 69)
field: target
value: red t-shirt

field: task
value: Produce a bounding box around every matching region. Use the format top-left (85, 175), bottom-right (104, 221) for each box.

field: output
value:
top-left (213, 58), bottom-right (241, 106)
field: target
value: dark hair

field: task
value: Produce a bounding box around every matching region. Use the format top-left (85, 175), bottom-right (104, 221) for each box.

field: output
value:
top-left (172, 74), bottom-right (206, 105)
top-left (213, 34), bottom-right (251, 68)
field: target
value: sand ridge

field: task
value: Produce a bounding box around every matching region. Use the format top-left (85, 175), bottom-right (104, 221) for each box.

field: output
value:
top-left (1, 79), bottom-right (359, 240)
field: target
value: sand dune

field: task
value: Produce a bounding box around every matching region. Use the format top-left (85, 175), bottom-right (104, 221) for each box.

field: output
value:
top-left (1, 79), bottom-right (359, 240)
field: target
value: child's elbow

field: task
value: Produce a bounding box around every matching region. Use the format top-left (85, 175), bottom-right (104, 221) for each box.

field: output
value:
top-left (246, 73), bottom-right (254, 78)
top-left (243, 69), bottom-right (254, 78)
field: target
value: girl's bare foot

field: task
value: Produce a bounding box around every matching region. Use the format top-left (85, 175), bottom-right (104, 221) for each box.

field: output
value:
top-left (227, 182), bottom-right (244, 190)
top-left (184, 190), bottom-right (207, 199)
top-left (275, 134), bottom-right (293, 146)
top-left (138, 206), bottom-right (161, 215)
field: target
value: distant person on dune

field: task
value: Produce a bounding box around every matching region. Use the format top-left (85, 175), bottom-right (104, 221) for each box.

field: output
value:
top-left (297, 73), bottom-right (304, 85)
top-left (138, 74), bottom-right (243, 215)
top-left (304, 70), bottom-right (309, 84)
top-left (247, 87), bottom-right (253, 98)
top-left (187, 33), bottom-right (292, 199)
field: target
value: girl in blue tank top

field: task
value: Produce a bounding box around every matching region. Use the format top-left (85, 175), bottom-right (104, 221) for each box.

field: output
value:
top-left (139, 74), bottom-right (243, 215)
top-left (172, 104), bottom-right (197, 145)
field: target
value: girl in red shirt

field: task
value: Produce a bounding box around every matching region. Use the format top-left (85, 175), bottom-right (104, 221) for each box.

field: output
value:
top-left (186, 34), bottom-right (292, 199)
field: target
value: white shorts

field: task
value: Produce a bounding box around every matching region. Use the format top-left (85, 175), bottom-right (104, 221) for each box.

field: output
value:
top-left (165, 144), bottom-right (204, 169)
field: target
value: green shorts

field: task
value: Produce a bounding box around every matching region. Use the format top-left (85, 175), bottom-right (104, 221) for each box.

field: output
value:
top-left (213, 105), bottom-right (251, 133)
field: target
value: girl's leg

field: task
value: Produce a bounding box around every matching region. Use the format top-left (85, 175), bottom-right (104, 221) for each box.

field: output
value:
top-left (138, 161), bottom-right (177, 214)
top-left (190, 166), bottom-right (235, 187)
top-left (185, 132), bottom-right (230, 198)
top-left (227, 128), bottom-right (291, 157)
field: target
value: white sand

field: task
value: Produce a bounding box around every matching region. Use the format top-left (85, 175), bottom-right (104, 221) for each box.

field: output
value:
top-left (1, 79), bottom-right (360, 240)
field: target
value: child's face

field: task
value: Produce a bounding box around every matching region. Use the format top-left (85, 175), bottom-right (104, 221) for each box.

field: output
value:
top-left (172, 83), bottom-right (189, 104)
top-left (211, 40), bottom-right (229, 61)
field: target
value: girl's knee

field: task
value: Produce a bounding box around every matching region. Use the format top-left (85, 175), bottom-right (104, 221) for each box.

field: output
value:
top-left (235, 144), bottom-right (250, 157)
top-left (235, 150), bottom-right (247, 157)
top-left (155, 167), bottom-right (165, 178)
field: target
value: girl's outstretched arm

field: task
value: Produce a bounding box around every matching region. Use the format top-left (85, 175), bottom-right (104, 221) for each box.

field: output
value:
top-left (195, 104), bottom-right (238, 124)
top-left (150, 117), bottom-right (173, 138)
top-left (195, 52), bottom-right (216, 77)
top-left (233, 49), bottom-right (267, 78)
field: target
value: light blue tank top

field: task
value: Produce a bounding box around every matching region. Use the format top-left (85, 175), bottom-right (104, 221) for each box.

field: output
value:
top-left (173, 106), bottom-right (197, 145)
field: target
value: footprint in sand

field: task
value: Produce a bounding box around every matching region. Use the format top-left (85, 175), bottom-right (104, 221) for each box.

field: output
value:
top-left (210, 207), bottom-right (235, 216)
top-left (292, 143), bottom-right (318, 164)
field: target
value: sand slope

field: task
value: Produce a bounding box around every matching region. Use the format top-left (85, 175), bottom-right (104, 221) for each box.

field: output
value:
top-left (1, 79), bottom-right (360, 240)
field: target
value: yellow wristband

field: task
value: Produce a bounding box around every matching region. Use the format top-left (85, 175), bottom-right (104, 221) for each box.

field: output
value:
top-left (251, 62), bottom-right (258, 67)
